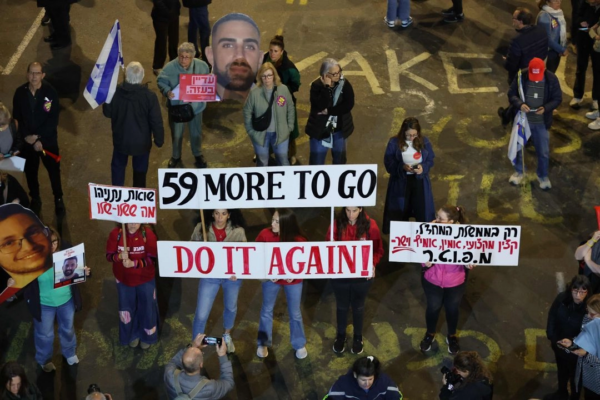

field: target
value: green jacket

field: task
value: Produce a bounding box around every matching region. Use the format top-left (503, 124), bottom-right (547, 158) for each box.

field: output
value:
top-left (157, 58), bottom-right (210, 115)
top-left (243, 84), bottom-right (295, 146)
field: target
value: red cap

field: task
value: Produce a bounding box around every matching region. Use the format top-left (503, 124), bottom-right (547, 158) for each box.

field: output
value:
top-left (528, 58), bottom-right (545, 81)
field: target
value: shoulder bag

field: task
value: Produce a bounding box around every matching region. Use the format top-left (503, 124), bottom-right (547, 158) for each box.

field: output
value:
top-left (251, 87), bottom-right (277, 131)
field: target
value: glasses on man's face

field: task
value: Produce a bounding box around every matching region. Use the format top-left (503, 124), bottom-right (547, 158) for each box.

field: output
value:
top-left (328, 71), bottom-right (341, 77)
top-left (0, 226), bottom-right (49, 254)
top-left (179, 55), bottom-right (192, 60)
top-left (573, 289), bottom-right (588, 295)
top-left (262, 74), bottom-right (274, 79)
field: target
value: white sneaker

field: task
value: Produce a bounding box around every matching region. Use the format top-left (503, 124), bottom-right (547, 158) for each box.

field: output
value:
top-left (538, 176), bottom-right (552, 190)
top-left (509, 172), bottom-right (523, 185)
top-left (295, 347), bottom-right (308, 359)
top-left (593, 100), bottom-right (599, 110)
top-left (586, 110), bottom-right (599, 120)
top-left (589, 119), bottom-right (600, 130)
top-left (257, 346), bottom-right (268, 358)
top-left (401, 17), bottom-right (414, 27)
top-left (66, 355), bottom-right (79, 365)
top-left (384, 16), bottom-right (395, 28)
top-left (570, 98), bottom-right (583, 109)
top-left (223, 333), bottom-right (235, 353)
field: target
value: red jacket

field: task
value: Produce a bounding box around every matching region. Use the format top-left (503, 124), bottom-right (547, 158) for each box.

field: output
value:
top-left (326, 217), bottom-right (384, 267)
top-left (106, 226), bottom-right (157, 287)
top-left (255, 228), bottom-right (305, 285)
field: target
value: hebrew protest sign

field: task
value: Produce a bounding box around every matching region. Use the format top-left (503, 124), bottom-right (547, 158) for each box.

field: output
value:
top-left (389, 222), bottom-right (521, 266)
top-left (179, 74), bottom-right (218, 102)
top-left (88, 183), bottom-right (157, 224)
top-left (157, 240), bottom-right (374, 279)
top-left (158, 165), bottom-right (378, 209)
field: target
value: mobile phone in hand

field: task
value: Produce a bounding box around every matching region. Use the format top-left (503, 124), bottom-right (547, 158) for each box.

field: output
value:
top-left (202, 336), bottom-right (223, 346)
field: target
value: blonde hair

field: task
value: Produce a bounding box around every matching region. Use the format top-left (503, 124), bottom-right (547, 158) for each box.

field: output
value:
top-left (0, 103), bottom-right (11, 126)
top-left (256, 62), bottom-right (281, 87)
top-left (588, 294), bottom-right (600, 315)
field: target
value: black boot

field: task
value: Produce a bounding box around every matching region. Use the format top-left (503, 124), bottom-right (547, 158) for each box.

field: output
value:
top-left (168, 158), bottom-right (181, 168)
top-left (194, 155), bottom-right (207, 168)
top-left (132, 171), bottom-right (147, 188)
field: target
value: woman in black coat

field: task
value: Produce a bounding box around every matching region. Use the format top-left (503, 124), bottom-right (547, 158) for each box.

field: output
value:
top-left (305, 58), bottom-right (354, 165)
top-left (439, 351), bottom-right (493, 400)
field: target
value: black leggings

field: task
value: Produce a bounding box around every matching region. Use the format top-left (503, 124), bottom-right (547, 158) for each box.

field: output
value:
top-left (331, 278), bottom-right (372, 339)
top-left (421, 275), bottom-right (466, 336)
top-left (402, 174), bottom-right (427, 222)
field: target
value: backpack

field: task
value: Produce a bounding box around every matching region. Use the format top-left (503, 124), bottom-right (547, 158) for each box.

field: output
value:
top-left (173, 369), bottom-right (208, 400)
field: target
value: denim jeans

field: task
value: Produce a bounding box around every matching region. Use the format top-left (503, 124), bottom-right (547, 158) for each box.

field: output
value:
top-left (33, 297), bottom-right (76, 365)
top-left (192, 278), bottom-right (242, 340)
top-left (386, 0), bottom-right (411, 21)
top-left (257, 281), bottom-right (306, 350)
top-left (188, 6), bottom-right (210, 60)
top-left (421, 275), bottom-right (466, 336)
top-left (117, 279), bottom-right (159, 345)
top-left (309, 131), bottom-right (347, 165)
top-left (513, 123), bottom-right (549, 179)
top-left (169, 112), bottom-right (203, 159)
top-left (252, 131), bottom-right (290, 167)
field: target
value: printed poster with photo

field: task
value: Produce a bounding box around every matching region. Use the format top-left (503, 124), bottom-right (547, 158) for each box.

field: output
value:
top-left (53, 244), bottom-right (86, 289)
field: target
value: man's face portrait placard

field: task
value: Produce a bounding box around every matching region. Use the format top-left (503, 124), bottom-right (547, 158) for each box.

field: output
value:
top-left (53, 244), bottom-right (86, 289)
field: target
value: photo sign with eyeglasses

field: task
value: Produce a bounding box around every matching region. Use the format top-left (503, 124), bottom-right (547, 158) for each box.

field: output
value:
top-left (157, 165), bottom-right (378, 209)
top-left (389, 221), bottom-right (521, 266)
top-left (88, 183), bottom-right (157, 224)
top-left (157, 241), bottom-right (373, 279)
top-left (178, 74), bottom-right (218, 102)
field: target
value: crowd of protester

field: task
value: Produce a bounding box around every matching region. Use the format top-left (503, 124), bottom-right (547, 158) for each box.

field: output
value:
top-left (6, 0), bottom-right (600, 398)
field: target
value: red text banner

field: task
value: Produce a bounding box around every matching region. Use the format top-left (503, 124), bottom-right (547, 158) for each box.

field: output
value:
top-left (179, 74), bottom-right (218, 102)
top-left (158, 241), bottom-right (374, 279)
top-left (389, 222), bottom-right (521, 266)
top-left (88, 183), bottom-right (157, 224)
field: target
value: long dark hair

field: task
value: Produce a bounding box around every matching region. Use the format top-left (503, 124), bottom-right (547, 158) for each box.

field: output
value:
top-left (397, 117), bottom-right (423, 152)
top-left (438, 204), bottom-right (467, 224)
top-left (275, 208), bottom-right (305, 242)
top-left (335, 207), bottom-right (370, 240)
top-left (352, 356), bottom-right (381, 379)
top-left (205, 209), bottom-right (247, 230)
top-left (0, 361), bottom-right (30, 396)
top-left (453, 351), bottom-right (493, 385)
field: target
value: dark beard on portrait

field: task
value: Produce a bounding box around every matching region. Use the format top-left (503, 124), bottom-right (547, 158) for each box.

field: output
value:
top-left (215, 59), bottom-right (255, 92)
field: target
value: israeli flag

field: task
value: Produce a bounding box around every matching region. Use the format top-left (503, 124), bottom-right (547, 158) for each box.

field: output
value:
top-left (83, 20), bottom-right (124, 109)
top-left (507, 111), bottom-right (531, 165)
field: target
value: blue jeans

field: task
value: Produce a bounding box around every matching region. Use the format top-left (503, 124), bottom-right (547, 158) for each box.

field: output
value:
top-left (188, 6), bottom-right (210, 60)
top-left (169, 112), bottom-right (203, 159)
top-left (192, 278), bottom-right (242, 339)
top-left (111, 150), bottom-right (150, 186)
top-left (513, 123), bottom-right (549, 179)
top-left (387, 0), bottom-right (411, 21)
top-left (117, 279), bottom-right (159, 345)
top-left (257, 281), bottom-right (306, 350)
top-left (309, 131), bottom-right (347, 165)
top-left (252, 131), bottom-right (290, 167)
top-left (33, 298), bottom-right (76, 365)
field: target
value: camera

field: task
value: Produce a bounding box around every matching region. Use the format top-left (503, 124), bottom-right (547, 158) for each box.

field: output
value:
top-left (88, 384), bottom-right (102, 394)
top-left (441, 366), bottom-right (462, 386)
top-left (202, 336), bottom-right (223, 346)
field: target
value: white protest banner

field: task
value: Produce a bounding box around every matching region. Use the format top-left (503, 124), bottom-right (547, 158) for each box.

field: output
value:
top-left (53, 244), bottom-right (86, 289)
top-left (158, 241), bottom-right (373, 279)
top-left (88, 183), bottom-right (157, 224)
top-left (0, 156), bottom-right (26, 173)
top-left (388, 222), bottom-right (521, 266)
top-left (158, 165), bottom-right (377, 209)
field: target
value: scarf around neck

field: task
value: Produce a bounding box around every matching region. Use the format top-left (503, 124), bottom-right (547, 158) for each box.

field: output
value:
top-left (541, 5), bottom-right (567, 47)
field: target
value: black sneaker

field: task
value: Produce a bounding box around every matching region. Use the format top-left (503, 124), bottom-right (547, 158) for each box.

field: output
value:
top-left (444, 13), bottom-right (464, 23)
top-left (194, 155), bottom-right (207, 168)
top-left (41, 13), bottom-right (51, 26)
top-left (168, 158), bottom-right (181, 168)
top-left (420, 333), bottom-right (436, 352)
top-left (447, 335), bottom-right (460, 355)
top-left (351, 338), bottom-right (364, 354)
top-left (333, 335), bottom-right (346, 354)
top-left (441, 7), bottom-right (455, 15)
top-left (55, 197), bottom-right (65, 216)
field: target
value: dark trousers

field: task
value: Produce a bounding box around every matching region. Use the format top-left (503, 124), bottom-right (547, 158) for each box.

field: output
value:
top-left (402, 174), bottom-right (427, 222)
top-left (188, 6), bottom-right (210, 61)
top-left (585, 388), bottom-right (600, 400)
top-left (547, 50), bottom-right (562, 74)
top-left (421, 275), bottom-right (466, 335)
top-left (111, 150), bottom-right (150, 188)
top-left (331, 278), bottom-right (372, 339)
top-left (23, 145), bottom-right (63, 199)
top-left (47, 5), bottom-right (71, 44)
top-left (451, 0), bottom-right (463, 14)
top-left (552, 344), bottom-right (580, 399)
top-left (152, 16), bottom-right (179, 70)
top-left (571, 0), bottom-right (581, 43)
top-left (574, 35), bottom-right (600, 100)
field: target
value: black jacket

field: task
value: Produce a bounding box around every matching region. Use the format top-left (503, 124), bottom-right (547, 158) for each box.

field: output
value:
top-left (305, 78), bottom-right (354, 140)
top-left (0, 174), bottom-right (30, 207)
top-left (151, 0), bottom-right (181, 21)
top-left (546, 290), bottom-right (587, 343)
top-left (439, 379), bottom-right (493, 400)
top-left (102, 82), bottom-right (164, 156)
top-left (508, 69), bottom-right (562, 129)
top-left (504, 25), bottom-right (548, 85)
top-left (12, 80), bottom-right (60, 149)
top-left (182, 0), bottom-right (211, 7)
top-left (575, 1), bottom-right (600, 44)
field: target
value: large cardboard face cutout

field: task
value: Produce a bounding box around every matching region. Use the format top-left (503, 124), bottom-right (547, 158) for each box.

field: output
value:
top-left (206, 13), bottom-right (262, 102)
top-left (0, 204), bottom-right (52, 304)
